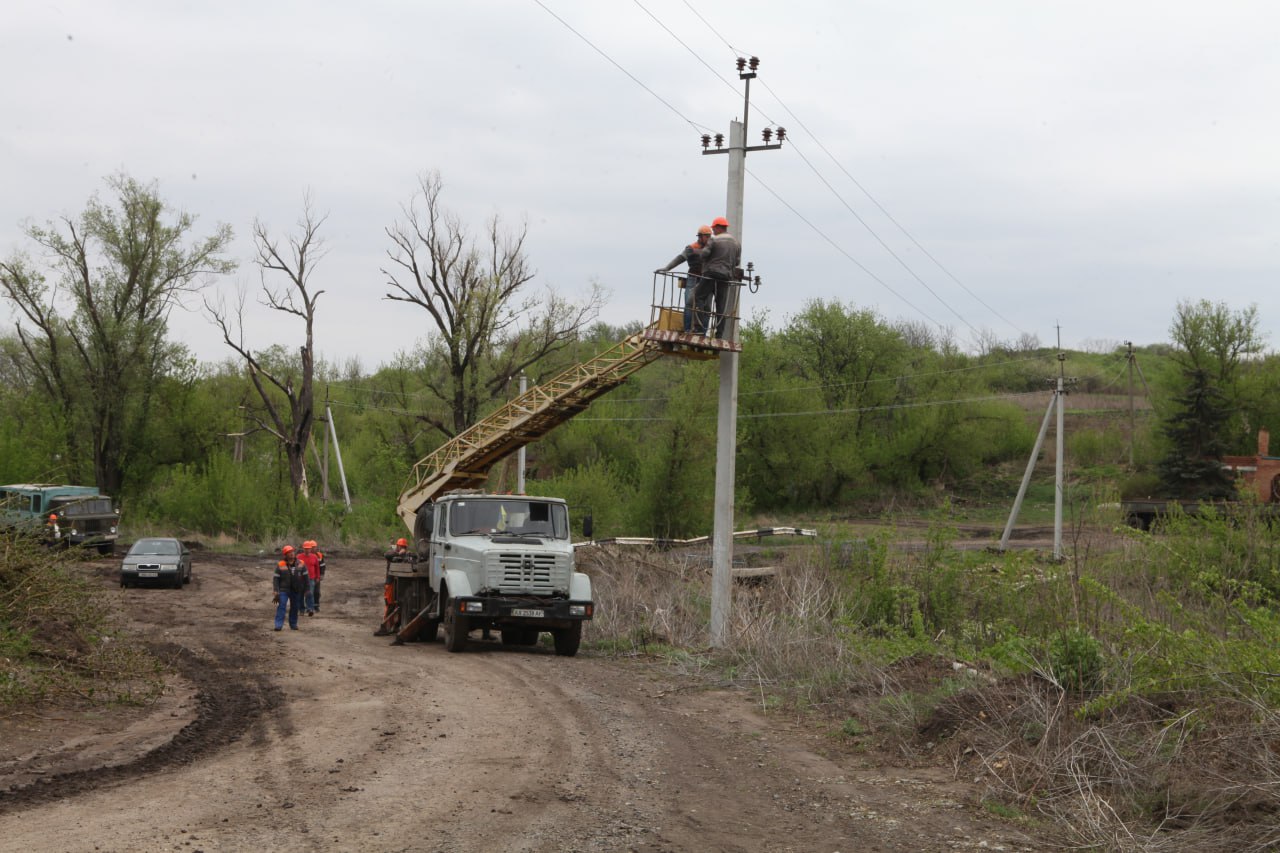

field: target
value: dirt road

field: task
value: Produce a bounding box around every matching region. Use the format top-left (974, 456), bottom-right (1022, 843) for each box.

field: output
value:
top-left (0, 552), bottom-right (1047, 852)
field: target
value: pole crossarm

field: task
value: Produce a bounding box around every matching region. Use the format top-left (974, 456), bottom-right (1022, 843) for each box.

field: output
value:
top-left (396, 333), bottom-right (666, 527)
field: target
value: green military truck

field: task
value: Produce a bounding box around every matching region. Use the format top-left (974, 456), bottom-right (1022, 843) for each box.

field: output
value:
top-left (0, 484), bottom-right (121, 555)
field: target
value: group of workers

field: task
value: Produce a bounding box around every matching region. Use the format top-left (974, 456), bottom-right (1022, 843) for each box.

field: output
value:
top-left (655, 215), bottom-right (742, 339)
top-left (271, 540), bottom-right (327, 631)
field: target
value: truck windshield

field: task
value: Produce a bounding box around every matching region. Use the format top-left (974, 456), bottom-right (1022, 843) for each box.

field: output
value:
top-left (449, 499), bottom-right (568, 539)
top-left (51, 498), bottom-right (114, 516)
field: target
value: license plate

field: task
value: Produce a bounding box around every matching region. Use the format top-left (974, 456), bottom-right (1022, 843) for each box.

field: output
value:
top-left (511, 608), bottom-right (544, 618)
top-left (139, 572), bottom-right (158, 578)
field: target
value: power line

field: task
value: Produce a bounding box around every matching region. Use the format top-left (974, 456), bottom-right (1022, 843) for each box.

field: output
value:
top-left (531, 0), bottom-right (710, 133)
top-left (603, 353), bottom-right (1052, 402)
top-left (745, 166), bottom-right (945, 330)
top-left (575, 389), bottom-right (1048, 422)
top-left (632, 0), bottom-right (741, 99)
top-left (754, 77), bottom-right (1029, 339)
top-left (680, 0), bottom-right (746, 58)
top-left (536, 0), bottom-right (1026, 343)
top-left (665, 1), bottom-right (1029, 340)
top-left (631, 3), bottom-right (986, 339)
top-left (785, 138), bottom-right (983, 338)
top-left (322, 352), bottom-right (1051, 413)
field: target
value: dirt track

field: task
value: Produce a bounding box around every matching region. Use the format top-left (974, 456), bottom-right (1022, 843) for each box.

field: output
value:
top-left (0, 552), bottom-right (1049, 852)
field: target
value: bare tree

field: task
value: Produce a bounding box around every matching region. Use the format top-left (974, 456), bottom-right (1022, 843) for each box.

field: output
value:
top-left (0, 174), bottom-right (234, 493)
top-left (382, 171), bottom-right (603, 436)
top-left (208, 197), bottom-right (326, 498)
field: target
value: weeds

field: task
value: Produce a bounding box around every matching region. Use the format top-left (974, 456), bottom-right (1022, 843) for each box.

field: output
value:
top-left (0, 534), bottom-right (164, 710)
top-left (580, 508), bottom-right (1280, 849)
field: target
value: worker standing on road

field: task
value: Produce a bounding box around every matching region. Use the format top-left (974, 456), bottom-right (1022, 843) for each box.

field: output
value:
top-left (299, 540), bottom-right (324, 615)
top-left (655, 224), bottom-right (712, 333)
top-left (696, 216), bottom-right (742, 339)
top-left (375, 538), bottom-right (412, 636)
top-left (272, 545), bottom-right (309, 631)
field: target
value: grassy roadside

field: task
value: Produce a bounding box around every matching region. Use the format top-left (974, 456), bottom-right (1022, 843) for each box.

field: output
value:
top-left (0, 535), bottom-right (164, 711)
top-left (580, 509), bottom-right (1280, 851)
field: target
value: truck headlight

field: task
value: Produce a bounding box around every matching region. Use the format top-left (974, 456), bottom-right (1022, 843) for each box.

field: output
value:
top-left (69, 528), bottom-right (78, 537)
top-left (570, 604), bottom-right (590, 617)
top-left (464, 601), bottom-right (484, 613)
top-left (110, 526), bottom-right (117, 534)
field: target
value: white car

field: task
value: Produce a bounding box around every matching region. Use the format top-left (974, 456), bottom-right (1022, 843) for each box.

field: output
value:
top-left (120, 538), bottom-right (192, 589)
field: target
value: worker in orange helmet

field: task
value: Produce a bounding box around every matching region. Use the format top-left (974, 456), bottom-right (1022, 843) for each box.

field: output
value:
top-left (375, 538), bottom-right (413, 636)
top-left (655, 224), bottom-right (713, 333)
top-left (696, 216), bottom-right (741, 339)
top-left (272, 545), bottom-right (309, 631)
top-left (299, 540), bottom-right (325, 615)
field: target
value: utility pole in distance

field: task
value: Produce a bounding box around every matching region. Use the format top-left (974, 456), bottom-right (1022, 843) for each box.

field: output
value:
top-left (701, 56), bottom-right (785, 647)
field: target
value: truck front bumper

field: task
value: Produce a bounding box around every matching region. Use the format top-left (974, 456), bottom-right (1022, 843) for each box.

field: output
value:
top-left (453, 597), bottom-right (593, 625)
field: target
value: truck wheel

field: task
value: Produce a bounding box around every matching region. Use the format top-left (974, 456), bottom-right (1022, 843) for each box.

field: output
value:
top-left (443, 599), bottom-right (469, 652)
top-left (552, 623), bottom-right (582, 657)
top-left (97, 543), bottom-right (113, 556)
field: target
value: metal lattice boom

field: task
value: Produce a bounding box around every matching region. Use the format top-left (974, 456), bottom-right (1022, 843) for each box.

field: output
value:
top-left (396, 334), bottom-right (666, 528)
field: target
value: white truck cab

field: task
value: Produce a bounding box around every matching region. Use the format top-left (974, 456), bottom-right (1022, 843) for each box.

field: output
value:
top-left (388, 491), bottom-right (593, 655)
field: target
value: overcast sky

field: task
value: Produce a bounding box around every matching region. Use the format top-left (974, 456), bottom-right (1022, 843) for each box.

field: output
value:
top-left (3, 1), bottom-right (1277, 372)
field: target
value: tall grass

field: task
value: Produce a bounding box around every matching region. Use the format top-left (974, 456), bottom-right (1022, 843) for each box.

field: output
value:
top-left (0, 534), bottom-right (164, 708)
top-left (580, 508), bottom-right (1280, 850)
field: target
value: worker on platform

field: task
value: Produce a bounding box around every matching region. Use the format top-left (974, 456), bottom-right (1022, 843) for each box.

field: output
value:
top-left (375, 538), bottom-right (413, 636)
top-left (272, 545), bottom-right (310, 631)
top-left (696, 216), bottom-right (742, 339)
top-left (655, 224), bottom-right (712, 333)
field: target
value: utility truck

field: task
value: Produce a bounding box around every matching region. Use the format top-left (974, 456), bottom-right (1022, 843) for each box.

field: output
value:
top-left (384, 276), bottom-right (746, 654)
top-left (389, 490), bottom-right (593, 655)
top-left (0, 484), bottom-right (120, 554)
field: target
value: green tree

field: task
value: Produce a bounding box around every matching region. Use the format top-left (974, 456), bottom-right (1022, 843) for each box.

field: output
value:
top-left (1167, 299), bottom-right (1264, 452)
top-left (0, 175), bottom-right (235, 494)
top-left (1158, 368), bottom-right (1235, 499)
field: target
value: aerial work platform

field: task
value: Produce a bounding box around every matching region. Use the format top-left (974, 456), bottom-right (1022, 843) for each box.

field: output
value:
top-left (395, 272), bottom-right (747, 525)
top-left (641, 271), bottom-right (743, 359)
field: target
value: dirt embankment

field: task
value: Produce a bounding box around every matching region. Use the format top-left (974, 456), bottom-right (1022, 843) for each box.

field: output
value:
top-left (0, 552), bottom-right (1048, 852)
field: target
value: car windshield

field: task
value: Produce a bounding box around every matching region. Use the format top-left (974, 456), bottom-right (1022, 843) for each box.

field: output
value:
top-left (129, 539), bottom-right (179, 556)
top-left (448, 499), bottom-right (568, 539)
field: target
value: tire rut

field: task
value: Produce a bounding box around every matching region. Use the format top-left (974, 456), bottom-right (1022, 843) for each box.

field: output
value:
top-left (0, 640), bottom-right (281, 813)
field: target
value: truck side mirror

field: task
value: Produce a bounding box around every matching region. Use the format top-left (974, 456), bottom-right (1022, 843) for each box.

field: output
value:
top-left (582, 513), bottom-right (594, 540)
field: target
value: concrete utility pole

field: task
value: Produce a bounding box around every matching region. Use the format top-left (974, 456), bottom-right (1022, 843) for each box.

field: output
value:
top-left (1125, 341), bottom-right (1135, 469)
top-left (325, 404), bottom-right (352, 511)
top-left (701, 56), bottom-right (784, 647)
top-left (999, 344), bottom-right (1075, 560)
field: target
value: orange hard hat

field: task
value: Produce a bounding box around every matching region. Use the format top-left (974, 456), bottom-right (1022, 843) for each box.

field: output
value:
top-left (396, 538), bottom-right (408, 547)
top-left (303, 539), bottom-right (316, 549)
top-left (696, 225), bottom-right (712, 236)
top-left (282, 545), bottom-right (295, 554)
top-left (711, 216), bottom-right (729, 228)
